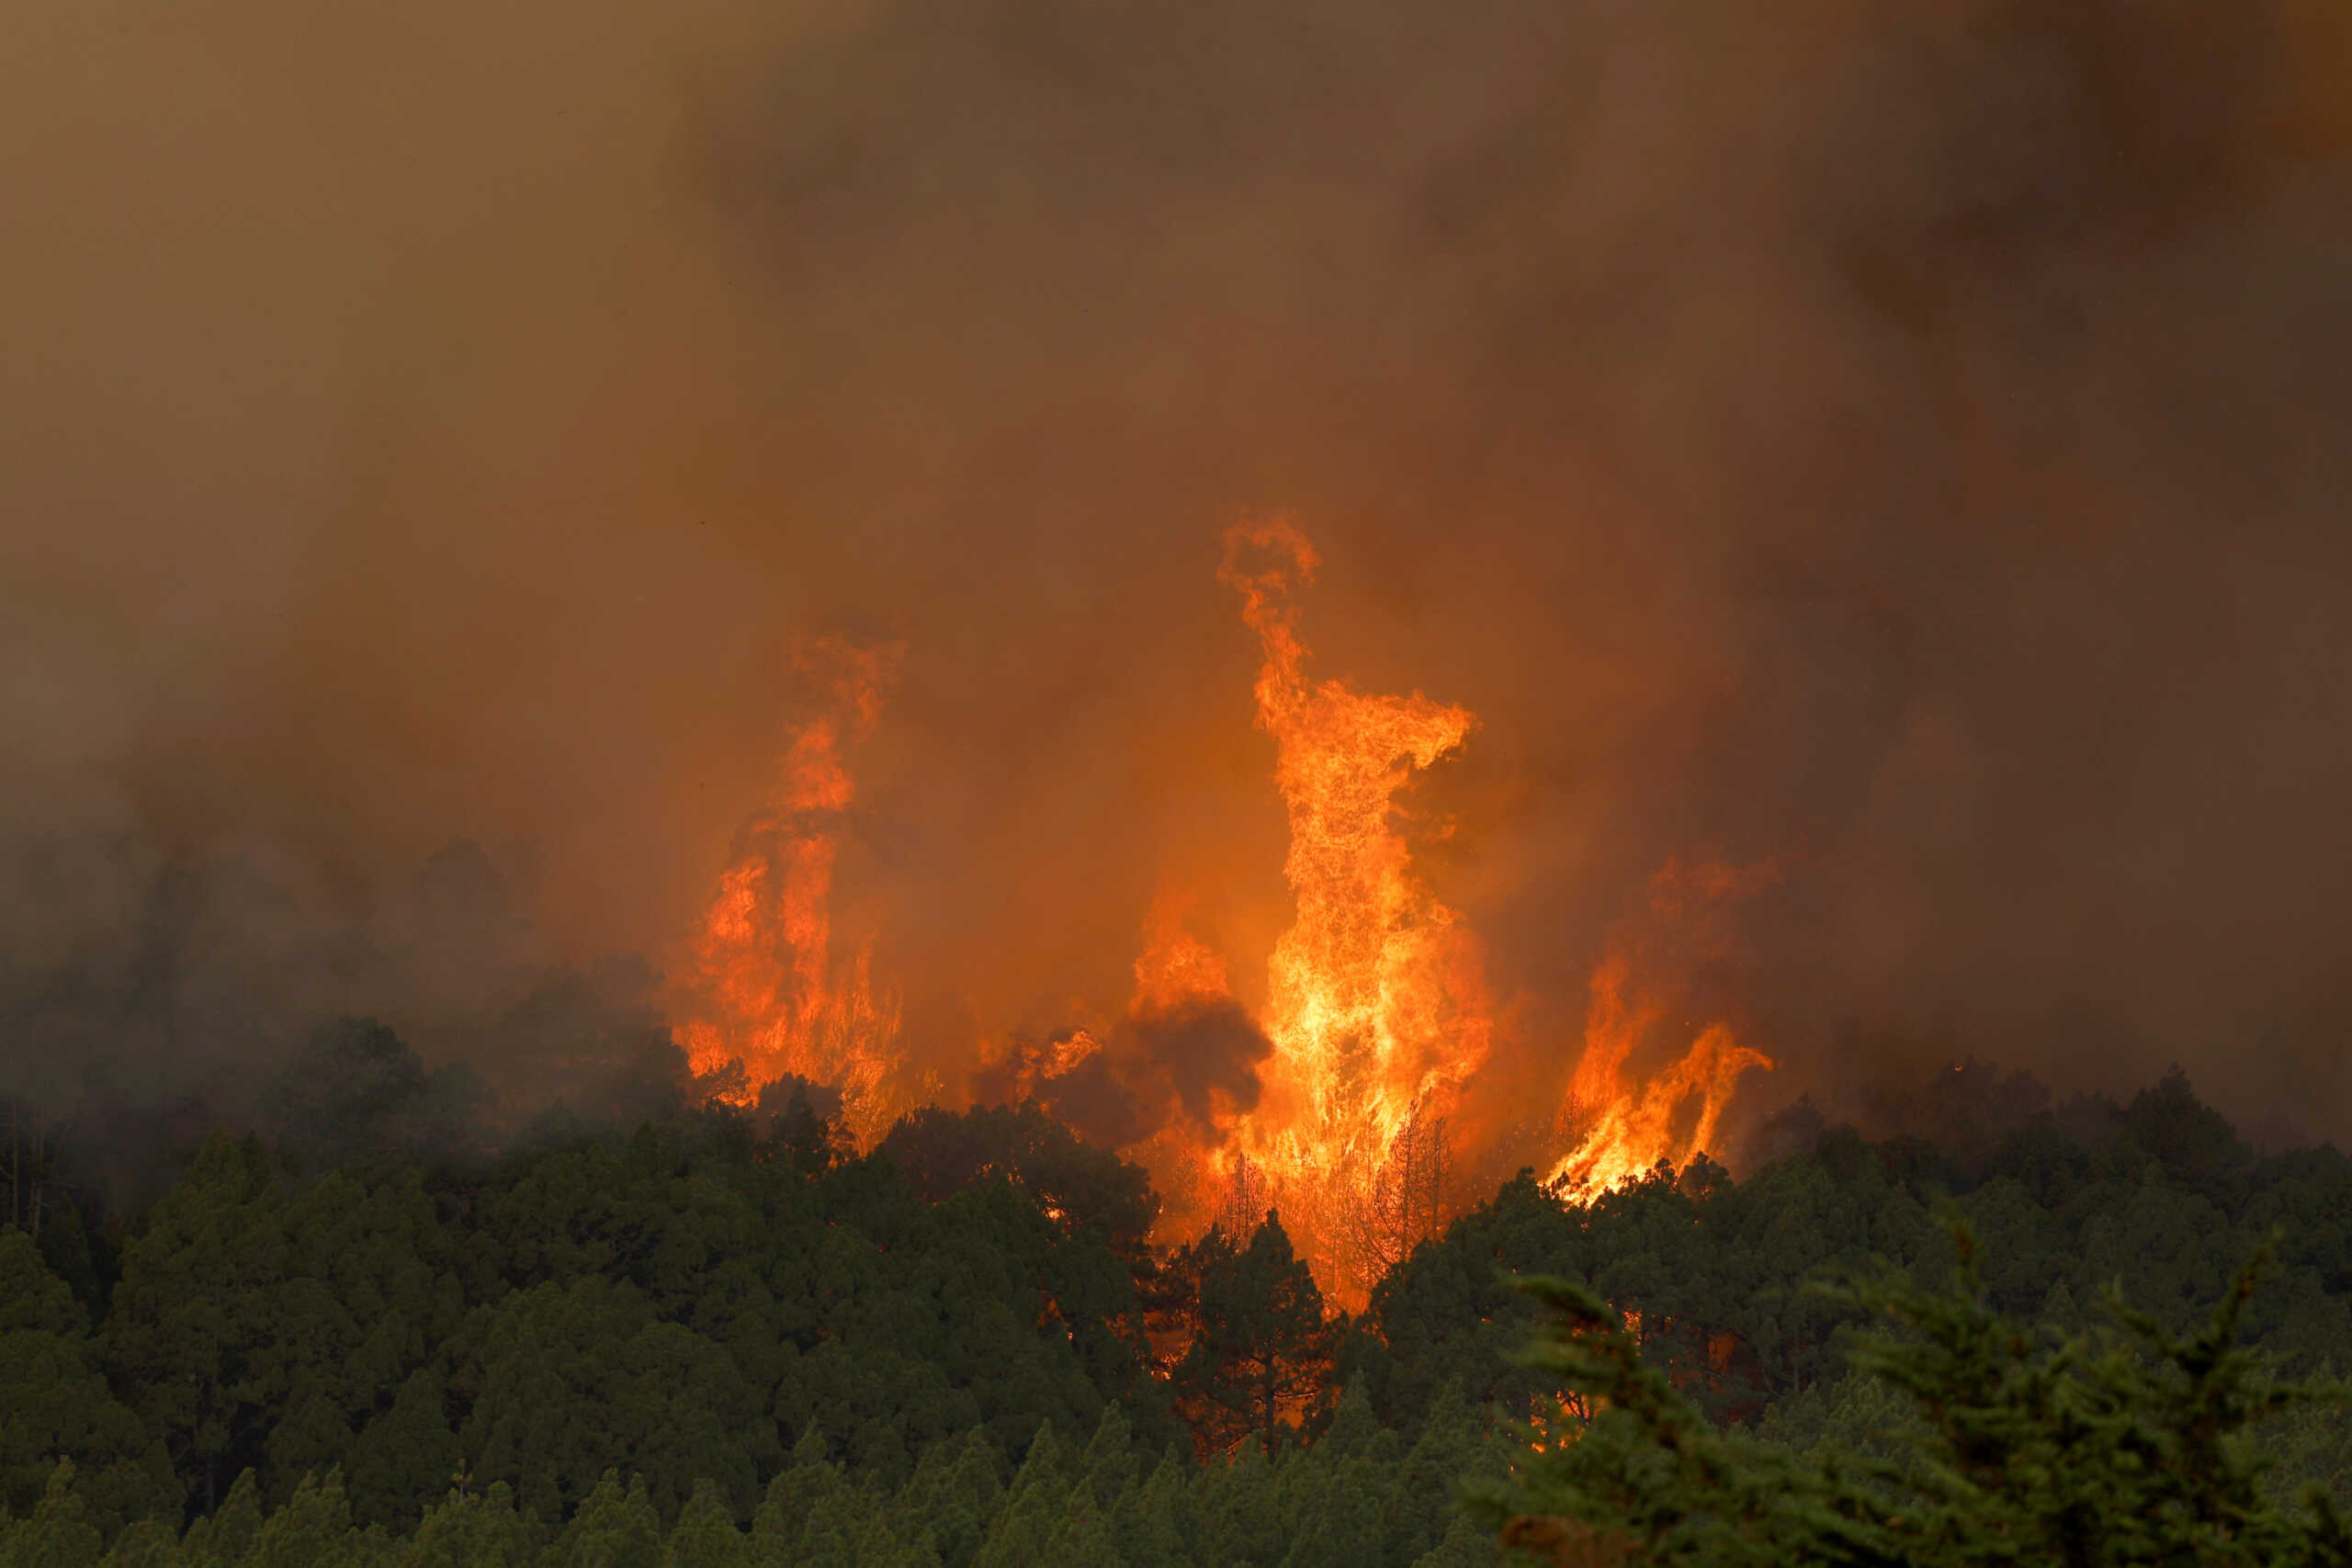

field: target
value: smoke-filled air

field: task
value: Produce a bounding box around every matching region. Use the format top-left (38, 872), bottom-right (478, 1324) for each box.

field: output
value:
top-left (14, 5), bottom-right (2352, 1563)
top-left (6, 0), bottom-right (2352, 1306)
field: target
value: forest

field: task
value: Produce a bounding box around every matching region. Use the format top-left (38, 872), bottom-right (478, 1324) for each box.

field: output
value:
top-left (6, 1023), bottom-right (2352, 1565)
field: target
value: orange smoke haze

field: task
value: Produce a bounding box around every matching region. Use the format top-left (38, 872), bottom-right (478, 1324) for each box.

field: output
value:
top-left (6, 0), bottom-right (2351, 1190)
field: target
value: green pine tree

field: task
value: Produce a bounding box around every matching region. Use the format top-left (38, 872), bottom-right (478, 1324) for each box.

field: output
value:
top-left (888, 1428), bottom-right (1001, 1568)
top-left (0, 1230), bottom-right (181, 1532)
top-left (748, 1427), bottom-right (844, 1564)
top-left (402, 1482), bottom-right (541, 1568)
top-left (660, 1482), bottom-right (747, 1568)
top-left (181, 1470), bottom-right (265, 1568)
top-left (1113, 1452), bottom-right (1193, 1568)
top-left (1194, 1442), bottom-right (1284, 1568)
top-left (103, 1135), bottom-right (290, 1515)
top-left (969, 1426), bottom-right (1071, 1568)
top-left (1275, 1382), bottom-right (1392, 1568)
top-left (790, 1483), bottom-right (893, 1568)
top-left (540, 1472), bottom-right (662, 1568)
top-left (1406, 1513), bottom-right (1492, 1568)
top-left (0, 1461), bottom-right (103, 1568)
top-left (1176, 1215), bottom-right (1332, 1456)
top-left (1075, 1404), bottom-right (1136, 1510)
top-left (1040, 1493), bottom-right (1120, 1568)
top-left (243, 1471), bottom-right (382, 1568)
top-left (345, 1368), bottom-right (462, 1532)
top-left (97, 1519), bottom-right (188, 1568)
top-left (1381, 1381), bottom-right (1488, 1568)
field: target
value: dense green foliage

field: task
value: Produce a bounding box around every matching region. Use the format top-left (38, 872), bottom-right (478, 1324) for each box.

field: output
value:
top-left (0, 1039), bottom-right (1495, 1565)
top-left (0, 1391), bottom-right (1499, 1568)
top-left (9, 1034), bottom-right (2352, 1563)
top-left (1346, 1069), bottom-right (2352, 1448)
top-left (36, 1108), bottom-right (1187, 1528)
top-left (1476, 1231), bottom-right (2352, 1565)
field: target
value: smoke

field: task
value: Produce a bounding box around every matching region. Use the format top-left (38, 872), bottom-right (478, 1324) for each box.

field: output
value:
top-left (973, 998), bottom-right (1274, 1153)
top-left (4, 0), bottom-right (2349, 1150)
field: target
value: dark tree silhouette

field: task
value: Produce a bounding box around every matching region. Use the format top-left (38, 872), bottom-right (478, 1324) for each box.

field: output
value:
top-left (1175, 1213), bottom-right (1334, 1454)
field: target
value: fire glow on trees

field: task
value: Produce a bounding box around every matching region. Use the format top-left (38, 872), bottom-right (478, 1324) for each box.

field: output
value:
top-left (676, 525), bottom-right (1774, 1299)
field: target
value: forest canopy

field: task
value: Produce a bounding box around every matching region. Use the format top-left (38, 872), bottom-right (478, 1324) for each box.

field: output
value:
top-left (6, 1028), bottom-right (2352, 1565)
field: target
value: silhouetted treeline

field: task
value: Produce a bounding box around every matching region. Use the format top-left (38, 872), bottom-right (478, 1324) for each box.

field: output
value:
top-left (1345, 1067), bottom-right (2352, 1453)
top-left (6, 1028), bottom-right (2352, 1563)
top-left (0, 1053), bottom-right (1494, 1566)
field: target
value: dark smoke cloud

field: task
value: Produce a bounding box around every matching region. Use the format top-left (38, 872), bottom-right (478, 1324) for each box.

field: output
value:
top-left (5, 0), bottom-right (2349, 1151)
top-left (0, 829), bottom-right (661, 1118)
top-left (972, 998), bottom-right (1273, 1152)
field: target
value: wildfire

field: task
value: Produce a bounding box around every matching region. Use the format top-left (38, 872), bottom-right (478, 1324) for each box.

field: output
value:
top-left (676, 636), bottom-right (906, 1141)
top-left (1213, 519), bottom-right (1493, 1301)
top-left (675, 525), bottom-right (1778, 1292)
top-left (1545, 958), bottom-right (1772, 1193)
top-left (1201, 525), bottom-right (1773, 1291)
top-left (1545, 864), bottom-right (1777, 1195)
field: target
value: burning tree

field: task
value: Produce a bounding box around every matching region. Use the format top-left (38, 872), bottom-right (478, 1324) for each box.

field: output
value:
top-left (1211, 519), bottom-right (1491, 1304)
top-left (1334, 1099), bottom-right (1453, 1302)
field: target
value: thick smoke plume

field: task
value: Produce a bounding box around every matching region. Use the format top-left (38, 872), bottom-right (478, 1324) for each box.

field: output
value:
top-left (973, 998), bottom-right (1274, 1156)
top-left (4, 0), bottom-right (2349, 1152)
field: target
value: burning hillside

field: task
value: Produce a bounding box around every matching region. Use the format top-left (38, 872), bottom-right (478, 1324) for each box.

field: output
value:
top-left (677, 522), bottom-right (1773, 1300)
top-left (8, 0), bottom-right (2347, 1238)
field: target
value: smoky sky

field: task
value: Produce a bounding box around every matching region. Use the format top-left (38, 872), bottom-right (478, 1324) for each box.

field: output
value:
top-left (5, 0), bottom-right (2349, 1144)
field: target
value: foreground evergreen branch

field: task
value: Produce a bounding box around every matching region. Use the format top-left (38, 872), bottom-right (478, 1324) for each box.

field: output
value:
top-left (1475, 1224), bottom-right (2352, 1567)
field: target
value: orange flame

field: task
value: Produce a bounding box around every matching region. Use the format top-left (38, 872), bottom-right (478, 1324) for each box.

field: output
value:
top-left (1215, 519), bottom-right (1493, 1302)
top-left (676, 637), bottom-right (906, 1142)
top-left (1202, 527), bottom-right (1772, 1292)
top-left (1132, 888), bottom-right (1233, 1017)
top-left (1545, 863), bottom-right (1777, 1195)
top-left (672, 527), bottom-right (1781, 1287)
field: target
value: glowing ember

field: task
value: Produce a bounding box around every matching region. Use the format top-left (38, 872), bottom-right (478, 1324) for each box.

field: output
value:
top-left (676, 636), bottom-right (906, 1141)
